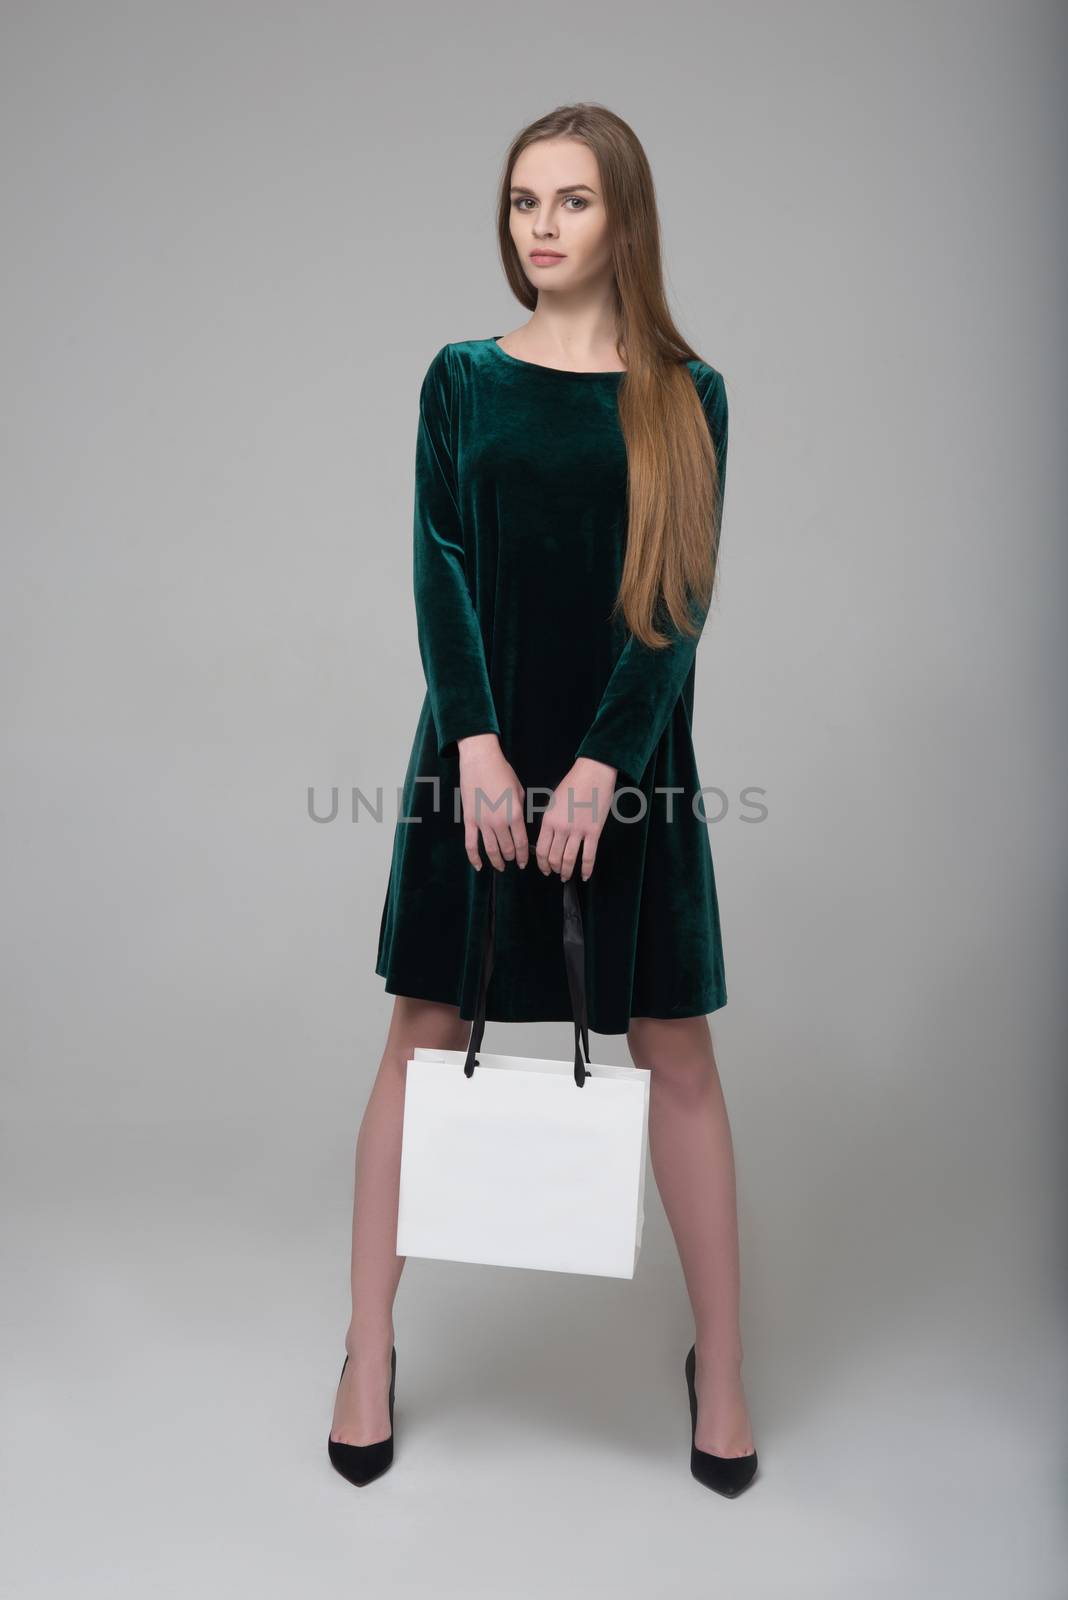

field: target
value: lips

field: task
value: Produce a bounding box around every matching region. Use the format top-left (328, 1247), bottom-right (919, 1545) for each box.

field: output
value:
top-left (530, 250), bottom-right (565, 259)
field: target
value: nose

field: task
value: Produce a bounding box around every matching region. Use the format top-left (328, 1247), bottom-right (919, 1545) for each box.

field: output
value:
top-left (532, 206), bottom-right (561, 240)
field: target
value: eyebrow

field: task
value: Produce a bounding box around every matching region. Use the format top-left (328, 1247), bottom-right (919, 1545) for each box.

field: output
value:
top-left (509, 183), bottom-right (598, 197)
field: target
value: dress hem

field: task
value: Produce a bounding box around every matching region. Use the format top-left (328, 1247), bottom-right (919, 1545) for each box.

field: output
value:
top-left (375, 963), bottom-right (726, 1035)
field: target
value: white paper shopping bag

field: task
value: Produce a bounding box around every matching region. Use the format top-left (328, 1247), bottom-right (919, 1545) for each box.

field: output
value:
top-left (396, 873), bottom-right (651, 1279)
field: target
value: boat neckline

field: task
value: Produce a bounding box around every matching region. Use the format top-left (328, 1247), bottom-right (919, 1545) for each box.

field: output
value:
top-left (488, 335), bottom-right (627, 379)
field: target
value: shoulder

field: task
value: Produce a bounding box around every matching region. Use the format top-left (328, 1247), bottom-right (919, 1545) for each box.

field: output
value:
top-left (685, 357), bottom-right (726, 407)
top-left (685, 358), bottom-right (728, 450)
top-left (419, 341), bottom-right (453, 392)
top-left (422, 338), bottom-right (490, 379)
top-left (419, 338), bottom-right (491, 407)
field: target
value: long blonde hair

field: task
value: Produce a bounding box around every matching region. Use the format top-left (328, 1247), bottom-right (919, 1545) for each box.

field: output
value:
top-left (496, 102), bottom-right (725, 650)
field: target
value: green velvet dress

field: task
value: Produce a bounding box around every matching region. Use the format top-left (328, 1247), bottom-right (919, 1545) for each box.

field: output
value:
top-left (375, 335), bottom-right (729, 1035)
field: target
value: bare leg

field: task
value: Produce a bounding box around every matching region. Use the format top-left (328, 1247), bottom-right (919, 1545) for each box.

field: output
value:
top-left (627, 1014), bottom-right (755, 1456)
top-left (330, 995), bottom-right (470, 1445)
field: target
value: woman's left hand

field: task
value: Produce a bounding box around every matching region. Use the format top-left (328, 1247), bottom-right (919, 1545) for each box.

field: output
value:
top-left (535, 757), bottom-right (617, 882)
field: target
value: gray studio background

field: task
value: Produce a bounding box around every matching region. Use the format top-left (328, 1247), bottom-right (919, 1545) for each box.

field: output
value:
top-left (2, 3), bottom-right (1065, 1596)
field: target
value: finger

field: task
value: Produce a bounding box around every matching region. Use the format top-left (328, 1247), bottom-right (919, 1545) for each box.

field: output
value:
top-left (580, 834), bottom-right (598, 881)
top-left (481, 826), bottom-right (506, 871)
top-left (547, 829), bottom-right (567, 876)
top-left (493, 823), bottom-right (516, 865)
top-left (464, 819), bottom-right (482, 871)
top-left (559, 834), bottom-right (583, 883)
top-left (510, 807), bottom-right (530, 869)
top-left (535, 825), bottom-right (554, 875)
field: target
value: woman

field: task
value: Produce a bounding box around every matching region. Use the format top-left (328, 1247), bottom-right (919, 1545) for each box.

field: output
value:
top-left (328, 102), bottom-right (758, 1497)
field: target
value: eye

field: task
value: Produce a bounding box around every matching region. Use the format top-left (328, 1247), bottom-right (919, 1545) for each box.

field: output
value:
top-left (511, 195), bottom-right (589, 212)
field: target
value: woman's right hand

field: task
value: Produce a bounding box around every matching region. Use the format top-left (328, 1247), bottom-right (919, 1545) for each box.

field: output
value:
top-left (456, 733), bottom-right (529, 872)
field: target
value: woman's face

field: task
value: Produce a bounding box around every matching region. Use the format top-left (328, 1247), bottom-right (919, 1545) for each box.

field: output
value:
top-left (508, 137), bottom-right (615, 293)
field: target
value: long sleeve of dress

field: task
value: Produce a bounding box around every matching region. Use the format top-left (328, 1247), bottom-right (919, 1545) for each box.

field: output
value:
top-left (413, 345), bottom-right (501, 759)
top-left (573, 368), bottom-right (728, 788)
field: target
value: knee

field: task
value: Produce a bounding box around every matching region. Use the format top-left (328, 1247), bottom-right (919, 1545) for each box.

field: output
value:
top-left (385, 995), bottom-right (471, 1064)
top-left (626, 1015), bottom-right (716, 1081)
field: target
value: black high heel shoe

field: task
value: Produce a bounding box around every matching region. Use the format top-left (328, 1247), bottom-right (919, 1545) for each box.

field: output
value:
top-left (685, 1343), bottom-right (758, 1497)
top-left (327, 1347), bottom-right (396, 1487)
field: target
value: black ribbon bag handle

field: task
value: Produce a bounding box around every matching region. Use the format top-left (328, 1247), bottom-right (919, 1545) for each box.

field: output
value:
top-left (462, 871), bottom-right (592, 1087)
